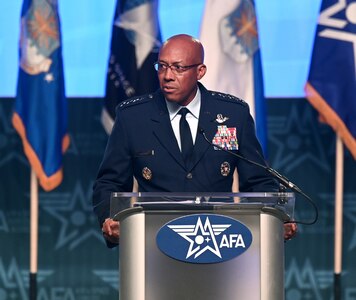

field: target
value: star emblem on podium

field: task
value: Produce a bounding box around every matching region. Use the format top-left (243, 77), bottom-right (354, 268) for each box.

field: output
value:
top-left (168, 216), bottom-right (231, 259)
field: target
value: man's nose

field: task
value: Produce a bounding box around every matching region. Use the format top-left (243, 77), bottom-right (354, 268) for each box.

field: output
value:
top-left (163, 66), bottom-right (175, 80)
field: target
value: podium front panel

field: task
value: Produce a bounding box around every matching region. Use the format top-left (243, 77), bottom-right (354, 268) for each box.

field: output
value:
top-left (119, 206), bottom-right (285, 300)
top-left (120, 212), bottom-right (145, 300)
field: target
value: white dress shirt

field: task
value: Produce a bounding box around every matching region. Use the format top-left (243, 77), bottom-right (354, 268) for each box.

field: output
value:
top-left (165, 88), bottom-right (201, 151)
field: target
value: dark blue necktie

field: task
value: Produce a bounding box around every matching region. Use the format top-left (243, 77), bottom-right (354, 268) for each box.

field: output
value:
top-left (178, 108), bottom-right (194, 166)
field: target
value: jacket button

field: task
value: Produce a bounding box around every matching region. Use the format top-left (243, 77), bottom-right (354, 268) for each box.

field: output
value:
top-left (186, 173), bottom-right (193, 179)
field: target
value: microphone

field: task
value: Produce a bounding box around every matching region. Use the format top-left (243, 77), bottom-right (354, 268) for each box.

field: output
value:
top-left (199, 127), bottom-right (318, 225)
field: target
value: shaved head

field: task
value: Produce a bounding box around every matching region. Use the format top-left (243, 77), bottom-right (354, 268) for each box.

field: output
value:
top-left (157, 34), bottom-right (207, 106)
top-left (161, 34), bottom-right (205, 63)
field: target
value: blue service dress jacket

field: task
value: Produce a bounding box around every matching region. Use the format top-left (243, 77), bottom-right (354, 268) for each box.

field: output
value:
top-left (93, 82), bottom-right (278, 228)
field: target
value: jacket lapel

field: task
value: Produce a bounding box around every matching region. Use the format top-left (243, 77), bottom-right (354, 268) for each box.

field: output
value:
top-left (190, 88), bottom-right (218, 170)
top-left (151, 93), bottom-right (186, 168)
top-left (150, 86), bottom-right (221, 171)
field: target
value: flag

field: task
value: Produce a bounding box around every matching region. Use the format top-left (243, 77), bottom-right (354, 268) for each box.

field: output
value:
top-left (12, 0), bottom-right (69, 191)
top-left (101, 0), bottom-right (161, 134)
top-left (199, 0), bottom-right (267, 155)
top-left (305, 0), bottom-right (356, 159)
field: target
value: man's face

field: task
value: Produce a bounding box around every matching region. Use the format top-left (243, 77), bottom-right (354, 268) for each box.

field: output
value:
top-left (157, 40), bottom-right (206, 106)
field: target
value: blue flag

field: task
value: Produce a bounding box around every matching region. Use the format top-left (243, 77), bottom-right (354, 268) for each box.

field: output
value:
top-left (200, 0), bottom-right (267, 155)
top-left (305, 0), bottom-right (356, 159)
top-left (12, 0), bottom-right (69, 191)
top-left (101, 0), bottom-right (162, 134)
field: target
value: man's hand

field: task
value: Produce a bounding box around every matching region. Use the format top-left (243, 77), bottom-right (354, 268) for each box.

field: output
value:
top-left (102, 218), bottom-right (120, 244)
top-left (284, 222), bottom-right (297, 241)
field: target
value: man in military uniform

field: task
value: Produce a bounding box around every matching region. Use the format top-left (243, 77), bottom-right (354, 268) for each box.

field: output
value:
top-left (93, 34), bottom-right (296, 247)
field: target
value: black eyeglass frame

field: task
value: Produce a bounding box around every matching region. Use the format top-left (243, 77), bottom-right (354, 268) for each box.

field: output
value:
top-left (153, 62), bottom-right (201, 74)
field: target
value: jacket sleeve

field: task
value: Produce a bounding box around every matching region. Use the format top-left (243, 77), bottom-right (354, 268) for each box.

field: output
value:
top-left (92, 109), bottom-right (133, 229)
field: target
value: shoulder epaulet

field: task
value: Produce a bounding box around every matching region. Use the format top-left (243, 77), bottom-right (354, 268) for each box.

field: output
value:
top-left (118, 93), bottom-right (154, 109)
top-left (209, 91), bottom-right (247, 106)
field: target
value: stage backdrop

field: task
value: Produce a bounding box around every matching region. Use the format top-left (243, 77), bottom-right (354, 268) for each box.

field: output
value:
top-left (0, 97), bottom-right (356, 299)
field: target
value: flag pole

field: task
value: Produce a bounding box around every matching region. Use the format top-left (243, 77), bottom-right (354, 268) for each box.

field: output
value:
top-left (30, 168), bottom-right (38, 300)
top-left (334, 135), bottom-right (344, 300)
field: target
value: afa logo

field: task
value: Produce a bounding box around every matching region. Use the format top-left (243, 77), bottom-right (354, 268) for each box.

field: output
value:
top-left (156, 214), bottom-right (252, 263)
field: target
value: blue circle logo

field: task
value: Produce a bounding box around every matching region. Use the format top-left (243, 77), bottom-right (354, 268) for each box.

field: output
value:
top-left (156, 214), bottom-right (253, 264)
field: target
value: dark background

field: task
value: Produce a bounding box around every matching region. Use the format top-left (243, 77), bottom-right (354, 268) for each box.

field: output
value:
top-left (1, 97), bottom-right (355, 299)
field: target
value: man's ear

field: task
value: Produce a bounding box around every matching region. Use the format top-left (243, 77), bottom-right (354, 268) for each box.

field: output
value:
top-left (197, 64), bottom-right (207, 80)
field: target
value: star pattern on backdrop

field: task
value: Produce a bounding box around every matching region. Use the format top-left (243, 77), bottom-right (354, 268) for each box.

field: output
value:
top-left (0, 257), bottom-right (53, 299)
top-left (269, 105), bottom-right (329, 173)
top-left (42, 181), bottom-right (103, 250)
top-left (285, 258), bottom-right (333, 300)
top-left (0, 105), bottom-right (28, 168)
top-left (319, 193), bottom-right (356, 251)
top-left (342, 194), bottom-right (356, 251)
top-left (93, 270), bottom-right (119, 291)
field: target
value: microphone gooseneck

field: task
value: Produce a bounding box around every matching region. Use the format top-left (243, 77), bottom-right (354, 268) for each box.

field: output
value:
top-left (199, 128), bottom-right (318, 225)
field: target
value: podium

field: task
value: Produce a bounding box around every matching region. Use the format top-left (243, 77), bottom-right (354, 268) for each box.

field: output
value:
top-left (111, 192), bottom-right (295, 300)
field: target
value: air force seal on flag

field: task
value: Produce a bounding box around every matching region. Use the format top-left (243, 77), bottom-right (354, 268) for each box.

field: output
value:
top-left (219, 0), bottom-right (258, 63)
top-left (156, 214), bottom-right (253, 264)
top-left (20, 0), bottom-right (60, 75)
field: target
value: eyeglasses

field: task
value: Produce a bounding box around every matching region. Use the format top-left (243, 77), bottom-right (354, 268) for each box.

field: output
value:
top-left (153, 62), bottom-right (201, 75)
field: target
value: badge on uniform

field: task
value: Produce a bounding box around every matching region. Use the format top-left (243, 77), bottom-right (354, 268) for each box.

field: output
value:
top-left (220, 162), bottom-right (231, 176)
top-left (142, 167), bottom-right (152, 181)
top-left (212, 125), bottom-right (239, 150)
top-left (215, 114), bottom-right (229, 124)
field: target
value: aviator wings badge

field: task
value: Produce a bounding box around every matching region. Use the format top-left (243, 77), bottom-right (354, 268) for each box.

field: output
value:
top-left (215, 114), bottom-right (229, 124)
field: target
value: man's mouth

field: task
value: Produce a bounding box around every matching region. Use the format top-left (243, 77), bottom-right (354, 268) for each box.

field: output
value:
top-left (162, 85), bottom-right (175, 92)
